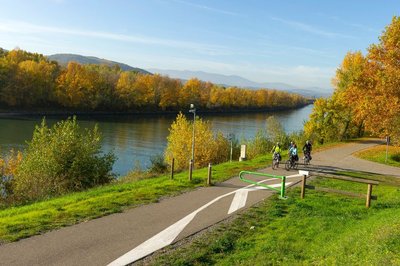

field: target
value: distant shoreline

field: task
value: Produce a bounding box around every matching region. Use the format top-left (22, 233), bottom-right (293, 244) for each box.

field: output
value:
top-left (0, 104), bottom-right (312, 118)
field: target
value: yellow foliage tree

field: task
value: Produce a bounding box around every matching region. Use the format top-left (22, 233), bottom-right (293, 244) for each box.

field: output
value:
top-left (165, 113), bottom-right (229, 171)
top-left (308, 16), bottom-right (400, 143)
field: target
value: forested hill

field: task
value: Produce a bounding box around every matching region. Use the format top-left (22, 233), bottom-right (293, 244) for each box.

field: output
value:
top-left (48, 53), bottom-right (151, 74)
top-left (0, 48), bottom-right (309, 113)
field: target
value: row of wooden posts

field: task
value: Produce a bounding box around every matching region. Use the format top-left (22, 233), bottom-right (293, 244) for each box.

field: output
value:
top-left (300, 173), bottom-right (379, 208)
top-left (169, 158), bottom-right (212, 185)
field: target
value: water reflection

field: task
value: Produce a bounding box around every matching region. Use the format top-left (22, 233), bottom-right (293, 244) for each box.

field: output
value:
top-left (0, 105), bottom-right (313, 175)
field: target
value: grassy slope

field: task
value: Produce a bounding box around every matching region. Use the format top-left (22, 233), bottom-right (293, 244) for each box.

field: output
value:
top-left (0, 155), bottom-right (272, 243)
top-left (146, 174), bottom-right (400, 265)
top-left (354, 144), bottom-right (400, 167)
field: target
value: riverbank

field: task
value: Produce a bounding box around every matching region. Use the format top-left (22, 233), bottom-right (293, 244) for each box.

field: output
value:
top-left (0, 154), bottom-right (273, 243)
top-left (0, 103), bottom-right (312, 118)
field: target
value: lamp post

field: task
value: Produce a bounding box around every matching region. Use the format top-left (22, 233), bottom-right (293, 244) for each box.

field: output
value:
top-left (228, 133), bottom-right (234, 162)
top-left (189, 103), bottom-right (196, 166)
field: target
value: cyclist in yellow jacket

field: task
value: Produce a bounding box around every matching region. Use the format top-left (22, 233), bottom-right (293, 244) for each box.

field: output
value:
top-left (271, 142), bottom-right (282, 162)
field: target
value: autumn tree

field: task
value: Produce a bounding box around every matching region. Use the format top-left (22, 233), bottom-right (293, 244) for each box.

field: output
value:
top-left (116, 71), bottom-right (138, 108)
top-left (0, 48), bottom-right (308, 112)
top-left (165, 113), bottom-right (230, 171)
top-left (0, 49), bottom-right (59, 107)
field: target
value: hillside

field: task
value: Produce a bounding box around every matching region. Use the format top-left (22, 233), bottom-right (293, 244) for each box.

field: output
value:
top-left (48, 53), bottom-right (151, 74)
top-left (148, 69), bottom-right (332, 98)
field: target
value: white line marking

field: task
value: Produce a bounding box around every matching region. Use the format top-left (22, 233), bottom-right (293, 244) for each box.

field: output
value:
top-left (108, 176), bottom-right (297, 265)
top-left (108, 212), bottom-right (197, 266)
top-left (228, 182), bottom-right (292, 214)
top-left (228, 189), bottom-right (248, 214)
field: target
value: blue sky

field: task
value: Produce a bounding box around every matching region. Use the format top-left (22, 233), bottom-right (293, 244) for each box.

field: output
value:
top-left (0, 0), bottom-right (399, 90)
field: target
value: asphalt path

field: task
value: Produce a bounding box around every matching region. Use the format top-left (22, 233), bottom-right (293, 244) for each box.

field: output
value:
top-left (0, 139), bottom-right (398, 266)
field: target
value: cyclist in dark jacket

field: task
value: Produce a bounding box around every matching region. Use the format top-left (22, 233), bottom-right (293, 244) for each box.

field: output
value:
top-left (302, 140), bottom-right (312, 160)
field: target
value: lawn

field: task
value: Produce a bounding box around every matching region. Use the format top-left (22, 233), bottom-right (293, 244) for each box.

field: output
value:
top-left (143, 173), bottom-right (400, 265)
top-left (354, 144), bottom-right (400, 167)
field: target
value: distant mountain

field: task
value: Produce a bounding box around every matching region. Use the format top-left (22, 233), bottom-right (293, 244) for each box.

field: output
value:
top-left (48, 54), bottom-right (151, 74)
top-left (148, 69), bottom-right (332, 98)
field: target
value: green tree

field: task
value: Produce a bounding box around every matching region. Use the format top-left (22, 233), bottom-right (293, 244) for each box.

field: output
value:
top-left (266, 116), bottom-right (286, 144)
top-left (13, 117), bottom-right (115, 202)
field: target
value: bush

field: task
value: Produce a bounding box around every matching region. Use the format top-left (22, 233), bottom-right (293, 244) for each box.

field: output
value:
top-left (0, 149), bottom-right (23, 205)
top-left (13, 117), bottom-right (116, 202)
top-left (245, 129), bottom-right (272, 159)
top-left (149, 154), bottom-right (168, 173)
top-left (266, 116), bottom-right (286, 144)
top-left (165, 113), bottom-right (230, 171)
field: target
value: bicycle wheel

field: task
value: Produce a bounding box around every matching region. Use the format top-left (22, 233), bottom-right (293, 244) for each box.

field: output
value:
top-left (272, 160), bottom-right (276, 170)
top-left (285, 160), bottom-right (291, 171)
top-left (293, 161), bottom-right (298, 170)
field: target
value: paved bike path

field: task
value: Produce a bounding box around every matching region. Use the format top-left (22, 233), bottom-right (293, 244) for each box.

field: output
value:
top-left (0, 139), bottom-right (398, 265)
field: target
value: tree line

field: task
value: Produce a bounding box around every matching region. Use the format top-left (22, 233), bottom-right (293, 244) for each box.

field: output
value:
top-left (305, 16), bottom-right (400, 145)
top-left (0, 48), bottom-right (308, 112)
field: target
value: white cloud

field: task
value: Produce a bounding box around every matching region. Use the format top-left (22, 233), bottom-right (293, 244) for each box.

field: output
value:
top-left (170, 0), bottom-right (241, 16)
top-left (0, 20), bottom-right (230, 56)
top-left (270, 17), bottom-right (355, 39)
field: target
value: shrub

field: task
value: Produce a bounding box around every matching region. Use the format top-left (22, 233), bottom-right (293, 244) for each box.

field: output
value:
top-left (165, 113), bottom-right (230, 171)
top-left (266, 116), bottom-right (286, 144)
top-left (149, 154), bottom-right (168, 174)
top-left (245, 129), bottom-right (272, 159)
top-left (13, 117), bottom-right (116, 202)
top-left (0, 149), bottom-right (23, 205)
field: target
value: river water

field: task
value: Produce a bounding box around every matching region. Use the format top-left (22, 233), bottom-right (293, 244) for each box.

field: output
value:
top-left (0, 104), bottom-right (313, 175)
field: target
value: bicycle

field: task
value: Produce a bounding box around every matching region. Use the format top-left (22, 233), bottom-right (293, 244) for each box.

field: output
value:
top-left (303, 151), bottom-right (311, 166)
top-left (285, 154), bottom-right (298, 171)
top-left (272, 152), bottom-right (280, 170)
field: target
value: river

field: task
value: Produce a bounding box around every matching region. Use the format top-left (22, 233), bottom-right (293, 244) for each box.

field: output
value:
top-left (0, 104), bottom-right (313, 176)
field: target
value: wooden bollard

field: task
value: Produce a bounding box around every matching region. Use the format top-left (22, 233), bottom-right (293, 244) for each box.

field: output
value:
top-left (366, 183), bottom-right (372, 208)
top-left (300, 174), bottom-right (306, 199)
top-left (189, 160), bottom-right (193, 181)
top-left (207, 163), bottom-right (212, 185)
top-left (170, 158), bottom-right (174, 180)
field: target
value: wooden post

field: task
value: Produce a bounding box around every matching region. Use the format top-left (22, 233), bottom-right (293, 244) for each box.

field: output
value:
top-left (189, 160), bottom-right (193, 181)
top-left (301, 174), bottom-right (306, 199)
top-left (366, 184), bottom-right (372, 208)
top-left (207, 163), bottom-right (212, 185)
top-left (170, 158), bottom-right (174, 180)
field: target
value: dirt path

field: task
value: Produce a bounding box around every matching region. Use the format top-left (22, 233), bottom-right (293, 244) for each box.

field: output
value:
top-left (0, 139), bottom-right (397, 266)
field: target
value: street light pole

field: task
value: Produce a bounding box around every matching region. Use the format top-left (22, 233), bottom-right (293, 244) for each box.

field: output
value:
top-left (189, 104), bottom-right (196, 166)
top-left (228, 133), bottom-right (234, 162)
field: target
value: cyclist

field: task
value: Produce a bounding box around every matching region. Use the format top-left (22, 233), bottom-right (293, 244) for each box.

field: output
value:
top-left (289, 143), bottom-right (299, 162)
top-left (302, 140), bottom-right (312, 161)
top-left (271, 142), bottom-right (282, 162)
top-left (288, 141), bottom-right (294, 151)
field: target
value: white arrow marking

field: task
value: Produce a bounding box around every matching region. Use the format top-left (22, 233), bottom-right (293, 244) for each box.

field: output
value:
top-left (108, 212), bottom-right (197, 266)
top-left (228, 189), bottom-right (248, 214)
top-left (228, 182), bottom-right (292, 214)
top-left (108, 176), bottom-right (297, 265)
top-left (108, 189), bottom-right (239, 266)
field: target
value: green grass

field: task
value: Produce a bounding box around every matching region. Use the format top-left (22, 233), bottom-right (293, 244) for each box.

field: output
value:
top-left (0, 154), bottom-right (274, 243)
top-left (354, 144), bottom-right (400, 167)
top-left (144, 174), bottom-right (400, 265)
